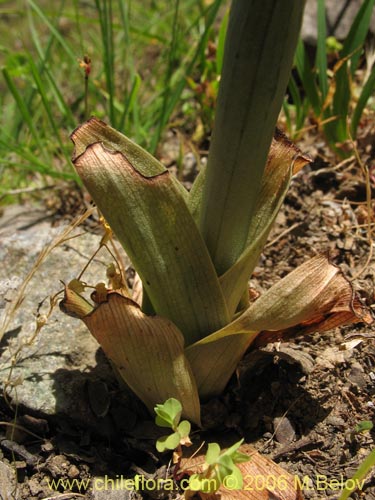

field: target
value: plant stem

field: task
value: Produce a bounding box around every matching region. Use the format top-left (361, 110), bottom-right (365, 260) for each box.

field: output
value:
top-left (199, 0), bottom-right (306, 275)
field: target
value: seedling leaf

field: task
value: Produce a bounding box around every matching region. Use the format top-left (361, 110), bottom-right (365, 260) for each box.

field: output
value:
top-left (155, 398), bottom-right (182, 429)
top-left (156, 432), bottom-right (181, 453)
top-left (177, 420), bottom-right (191, 439)
top-left (205, 442), bottom-right (221, 465)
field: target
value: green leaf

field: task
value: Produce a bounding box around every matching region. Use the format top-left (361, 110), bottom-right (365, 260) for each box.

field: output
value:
top-left (177, 420), bottom-right (191, 439)
top-left (221, 439), bottom-right (244, 459)
top-left (341, 0), bottom-right (375, 74)
top-left (295, 39), bottom-right (321, 116)
top-left (354, 421), bottom-right (373, 434)
top-left (71, 118), bottom-right (229, 344)
top-left (186, 333), bottom-right (254, 399)
top-left (231, 450), bottom-right (250, 464)
top-left (205, 443), bottom-right (221, 465)
top-left (216, 8), bottom-right (229, 75)
top-left (327, 0), bottom-right (375, 144)
top-left (316, 0), bottom-right (328, 100)
top-left (351, 62), bottom-right (375, 137)
top-left (193, 255), bottom-right (349, 343)
top-left (218, 131), bottom-right (310, 316)
top-left (223, 465), bottom-right (244, 490)
top-left (188, 132), bottom-right (311, 317)
top-left (156, 431), bottom-right (181, 452)
top-left (328, 60), bottom-right (351, 143)
top-left (187, 165), bottom-right (206, 224)
top-left (186, 255), bottom-right (371, 398)
top-left (339, 447), bottom-right (375, 500)
top-left (215, 455), bottom-right (233, 483)
top-left (155, 398), bottom-right (182, 429)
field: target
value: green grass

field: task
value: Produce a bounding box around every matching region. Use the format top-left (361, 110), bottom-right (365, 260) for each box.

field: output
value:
top-left (0, 0), bottom-right (225, 199)
top-left (283, 0), bottom-right (375, 153)
top-left (2, 0), bottom-right (375, 201)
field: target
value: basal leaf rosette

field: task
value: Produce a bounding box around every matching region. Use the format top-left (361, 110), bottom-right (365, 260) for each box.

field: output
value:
top-left (60, 117), bottom-right (373, 419)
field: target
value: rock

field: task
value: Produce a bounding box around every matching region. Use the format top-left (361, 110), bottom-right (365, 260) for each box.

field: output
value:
top-left (0, 204), bottom-right (130, 430)
top-left (68, 464), bottom-right (80, 479)
top-left (0, 460), bottom-right (18, 500)
top-left (316, 346), bottom-right (352, 368)
top-left (302, 0), bottom-right (375, 44)
top-left (273, 416), bottom-right (296, 445)
top-left (27, 476), bottom-right (44, 496)
top-left (326, 415), bottom-right (346, 429)
top-left (349, 362), bottom-right (367, 389)
top-left (275, 346), bottom-right (315, 375)
top-left (45, 454), bottom-right (71, 478)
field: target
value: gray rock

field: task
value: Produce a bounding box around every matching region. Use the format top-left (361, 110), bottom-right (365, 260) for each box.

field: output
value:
top-left (273, 416), bottom-right (296, 445)
top-left (302, 0), bottom-right (375, 44)
top-left (0, 204), bottom-right (129, 429)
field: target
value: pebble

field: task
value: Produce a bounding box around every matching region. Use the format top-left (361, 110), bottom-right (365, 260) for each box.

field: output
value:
top-left (349, 363), bottom-right (367, 389)
top-left (46, 455), bottom-right (70, 477)
top-left (182, 152), bottom-right (197, 182)
top-left (326, 416), bottom-right (346, 429)
top-left (27, 476), bottom-right (44, 496)
top-left (68, 464), bottom-right (80, 479)
top-left (273, 416), bottom-right (296, 444)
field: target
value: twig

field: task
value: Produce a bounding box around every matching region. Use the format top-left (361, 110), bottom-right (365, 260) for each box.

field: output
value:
top-left (0, 436), bottom-right (39, 467)
top-left (270, 436), bottom-right (316, 460)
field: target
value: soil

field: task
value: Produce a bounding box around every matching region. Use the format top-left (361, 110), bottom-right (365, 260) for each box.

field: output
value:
top-left (0, 125), bottom-right (375, 500)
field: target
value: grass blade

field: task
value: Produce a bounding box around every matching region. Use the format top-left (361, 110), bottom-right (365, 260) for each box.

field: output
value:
top-left (351, 61), bottom-right (375, 136)
top-left (341, 0), bottom-right (375, 74)
top-left (295, 38), bottom-right (321, 116)
top-left (338, 448), bottom-right (375, 500)
top-left (2, 68), bottom-right (45, 157)
top-left (27, 0), bottom-right (77, 63)
top-left (149, 0), bottom-right (223, 154)
top-left (94, 0), bottom-right (116, 126)
top-left (316, 0), bottom-right (328, 100)
top-left (150, 0), bottom-right (181, 151)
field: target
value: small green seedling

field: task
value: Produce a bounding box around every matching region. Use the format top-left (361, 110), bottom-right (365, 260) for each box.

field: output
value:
top-left (188, 439), bottom-right (250, 494)
top-left (154, 399), bottom-right (250, 495)
top-left (354, 420), bottom-right (373, 434)
top-left (350, 420), bottom-right (373, 441)
top-left (154, 398), bottom-right (191, 453)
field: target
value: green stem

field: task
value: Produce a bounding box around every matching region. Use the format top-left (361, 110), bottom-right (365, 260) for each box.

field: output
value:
top-left (199, 0), bottom-right (306, 275)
